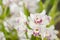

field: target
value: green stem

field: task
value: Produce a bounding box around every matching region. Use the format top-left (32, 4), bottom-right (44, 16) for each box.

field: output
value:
top-left (3, 6), bottom-right (8, 18)
top-left (49, 0), bottom-right (58, 17)
top-left (44, 0), bottom-right (50, 9)
top-left (25, 31), bottom-right (29, 39)
top-left (36, 37), bottom-right (38, 40)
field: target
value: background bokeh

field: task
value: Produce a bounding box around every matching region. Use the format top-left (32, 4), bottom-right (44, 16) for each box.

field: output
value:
top-left (0, 0), bottom-right (60, 40)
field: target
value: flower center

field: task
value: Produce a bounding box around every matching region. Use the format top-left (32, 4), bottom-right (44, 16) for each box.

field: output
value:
top-left (36, 29), bottom-right (39, 31)
top-left (34, 18), bottom-right (42, 24)
top-left (33, 29), bottom-right (40, 36)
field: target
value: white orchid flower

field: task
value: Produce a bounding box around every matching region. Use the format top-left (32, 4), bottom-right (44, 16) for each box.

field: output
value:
top-left (40, 26), bottom-right (46, 40)
top-left (41, 25), bottom-right (58, 40)
top-left (9, 3), bottom-right (20, 16)
top-left (28, 20), bottom-right (46, 38)
top-left (9, 1), bottom-right (24, 17)
top-left (27, 10), bottom-right (51, 39)
top-left (18, 0), bottom-right (24, 7)
top-left (23, 0), bottom-right (40, 13)
top-left (31, 28), bottom-right (40, 36)
top-left (9, 0), bottom-right (20, 3)
top-left (4, 17), bottom-right (22, 31)
top-left (28, 10), bottom-right (51, 26)
top-left (45, 25), bottom-right (58, 40)
top-left (3, 11), bottom-right (27, 31)
top-left (16, 24), bottom-right (27, 40)
top-left (2, 0), bottom-right (10, 6)
top-left (27, 21), bottom-right (41, 38)
top-left (27, 27), bottom-right (40, 39)
top-left (2, 0), bottom-right (20, 6)
top-left (0, 5), bottom-right (2, 16)
top-left (3, 14), bottom-right (28, 39)
top-left (0, 32), bottom-right (6, 40)
top-left (2, 0), bottom-right (24, 17)
top-left (27, 25), bottom-right (46, 39)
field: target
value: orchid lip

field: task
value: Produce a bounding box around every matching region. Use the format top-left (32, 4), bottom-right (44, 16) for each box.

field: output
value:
top-left (34, 19), bottom-right (42, 24)
top-left (33, 32), bottom-right (40, 36)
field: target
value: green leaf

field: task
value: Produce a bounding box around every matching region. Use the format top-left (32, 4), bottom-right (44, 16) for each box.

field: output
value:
top-left (0, 23), bottom-right (18, 40)
top-left (0, 23), bottom-right (10, 40)
top-left (30, 35), bottom-right (42, 40)
top-left (9, 29), bottom-right (18, 40)
top-left (0, 0), bottom-right (2, 5)
top-left (0, 7), bottom-right (10, 20)
top-left (43, 37), bottom-right (47, 40)
top-left (6, 29), bottom-right (18, 40)
top-left (46, 0), bottom-right (59, 27)
top-left (44, 0), bottom-right (55, 9)
top-left (36, 0), bottom-right (44, 13)
top-left (23, 5), bottom-right (30, 18)
top-left (54, 12), bottom-right (60, 25)
top-left (25, 31), bottom-right (29, 39)
top-left (26, 24), bottom-right (32, 30)
top-left (44, 0), bottom-right (50, 9)
top-left (44, 0), bottom-right (56, 15)
top-left (5, 7), bottom-right (10, 17)
top-left (3, 7), bottom-right (10, 18)
top-left (0, 23), bottom-right (5, 32)
top-left (49, 0), bottom-right (58, 18)
top-left (30, 35), bottom-right (36, 40)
